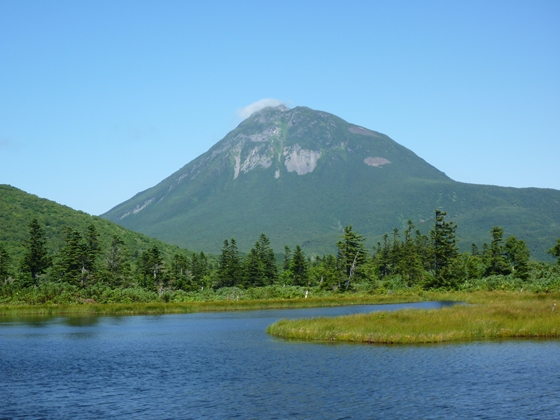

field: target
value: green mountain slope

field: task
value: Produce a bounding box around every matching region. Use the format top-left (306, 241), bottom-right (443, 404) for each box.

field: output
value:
top-left (0, 184), bottom-right (187, 261)
top-left (102, 106), bottom-right (560, 260)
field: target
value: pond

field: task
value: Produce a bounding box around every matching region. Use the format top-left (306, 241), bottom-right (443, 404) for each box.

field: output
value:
top-left (1, 301), bottom-right (560, 419)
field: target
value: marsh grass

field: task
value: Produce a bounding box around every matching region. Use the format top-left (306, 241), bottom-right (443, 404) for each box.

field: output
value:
top-left (0, 292), bottom-right (429, 317)
top-left (266, 292), bottom-right (560, 344)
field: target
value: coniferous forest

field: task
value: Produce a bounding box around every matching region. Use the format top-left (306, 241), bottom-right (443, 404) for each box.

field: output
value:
top-left (1, 210), bottom-right (560, 305)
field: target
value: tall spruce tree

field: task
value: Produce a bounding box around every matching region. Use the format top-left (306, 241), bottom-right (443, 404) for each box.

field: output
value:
top-left (374, 233), bottom-right (391, 277)
top-left (171, 253), bottom-right (190, 291)
top-left (54, 225), bottom-right (102, 287)
top-left (21, 218), bottom-right (51, 286)
top-left (84, 224), bottom-right (101, 275)
top-left (484, 226), bottom-right (510, 276)
top-left (290, 245), bottom-right (308, 286)
top-left (104, 235), bottom-right (130, 287)
top-left (429, 210), bottom-right (458, 287)
top-left (256, 233), bottom-right (278, 284)
top-left (244, 247), bottom-right (265, 287)
top-left (283, 246), bottom-right (292, 272)
top-left (139, 251), bottom-right (151, 288)
top-left (217, 238), bottom-right (242, 288)
top-left (142, 245), bottom-right (164, 293)
top-left (337, 225), bottom-right (366, 290)
top-left (55, 227), bottom-right (87, 286)
top-left (390, 228), bottom-right (401, 275)
top-left (398, 220), bottom-right (424, 286)
top-left (415, 229), bottom-right (431, 272)
top-left (504, 236), bottom-right (530, 280)
top-left (191, 251), bottom-right (209, 287)
top-left (243, 234), bottom-right (278, 287)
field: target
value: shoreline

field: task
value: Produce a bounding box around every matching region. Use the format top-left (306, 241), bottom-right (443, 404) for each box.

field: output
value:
top-left (0, 292), bottom-right (439, 317)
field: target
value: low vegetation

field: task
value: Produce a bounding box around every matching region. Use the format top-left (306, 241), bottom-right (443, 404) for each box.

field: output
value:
top-left (267, 292), bottom-right (560, 344)
top-left (0, 291), bottom-right (426, 317)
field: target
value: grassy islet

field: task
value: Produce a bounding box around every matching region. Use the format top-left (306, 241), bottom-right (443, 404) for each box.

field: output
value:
top-left (266, 292), bottom-right (560, 344)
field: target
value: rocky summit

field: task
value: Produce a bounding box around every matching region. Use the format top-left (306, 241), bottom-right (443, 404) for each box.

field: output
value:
top-left (102, 106), bottom-right (560, 259)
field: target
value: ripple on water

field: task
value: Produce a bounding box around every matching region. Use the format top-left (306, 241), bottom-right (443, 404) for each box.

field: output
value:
top-left (1, 304), bottom-right (560, 419)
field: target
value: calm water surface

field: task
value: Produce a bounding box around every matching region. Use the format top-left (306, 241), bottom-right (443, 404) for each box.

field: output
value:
top-left (1, 301), bottom-right (560, 419)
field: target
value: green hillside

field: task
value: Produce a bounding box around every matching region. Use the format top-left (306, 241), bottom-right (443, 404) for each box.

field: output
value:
top-left (0, 184), bottom-right (188, 261)
top-left (102, 106), bottom-right (560, 260)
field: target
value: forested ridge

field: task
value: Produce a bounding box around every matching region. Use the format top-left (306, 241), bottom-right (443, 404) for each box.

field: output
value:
top-left (0, 184), bottom-right (185, 261)
top-left (2, 208), bottom-right (560, 305)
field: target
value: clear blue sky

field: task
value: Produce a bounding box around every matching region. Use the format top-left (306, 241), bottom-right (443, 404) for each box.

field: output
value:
top-left (1, 0), bottom-right (559, 216)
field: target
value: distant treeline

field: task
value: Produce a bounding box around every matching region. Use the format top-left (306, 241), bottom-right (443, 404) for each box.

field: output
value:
top-left (1, 211), bottom-right (560, 304)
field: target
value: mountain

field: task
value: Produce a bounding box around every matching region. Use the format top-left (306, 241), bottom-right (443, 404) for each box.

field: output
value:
top-left (0, 184), bottom-right (187, 261)
top-left (102, 106), bottom-right (560, 260)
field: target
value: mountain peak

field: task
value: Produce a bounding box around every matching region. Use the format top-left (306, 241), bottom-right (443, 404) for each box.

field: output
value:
top-left (102, 105), bottom-right (450, 250)
top-left (256, 103), bottom-right (290, 114)
top-left (101, 105), bottom-right (560, 259)
top-left (244, 104), bottom-right (290, 124)
top-left (213, 104), bottom-right (431, 182)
